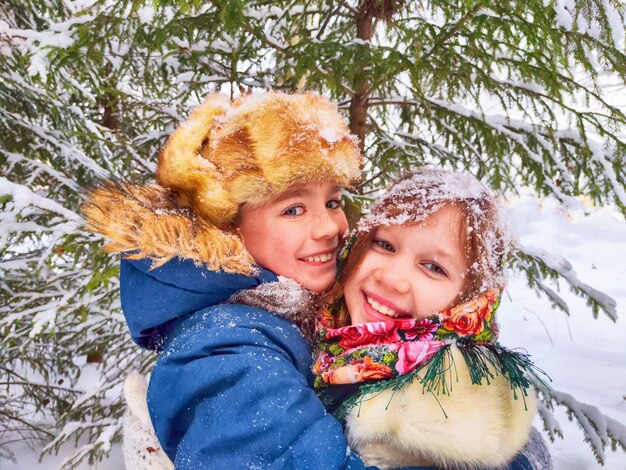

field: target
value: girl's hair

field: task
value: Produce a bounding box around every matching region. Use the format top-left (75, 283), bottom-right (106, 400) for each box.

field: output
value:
top-left (326, 168), bottom-right (510, 327)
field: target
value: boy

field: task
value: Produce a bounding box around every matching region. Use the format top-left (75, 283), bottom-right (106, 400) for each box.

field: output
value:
top-left (84, 92), bottom-right (372, 468)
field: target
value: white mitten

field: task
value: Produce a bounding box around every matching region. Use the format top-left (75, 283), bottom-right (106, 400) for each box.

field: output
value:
top-left (122, 373), bottom-right (174, 470)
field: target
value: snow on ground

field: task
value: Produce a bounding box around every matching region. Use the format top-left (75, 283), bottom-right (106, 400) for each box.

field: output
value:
top-left (4, 195), bottom-right (626, 469)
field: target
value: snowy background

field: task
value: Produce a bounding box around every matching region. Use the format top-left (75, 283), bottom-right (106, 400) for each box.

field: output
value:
top-left (4, 194), bottom-right (626, 469)
top-left (502, 195), bottom-right (626, 469)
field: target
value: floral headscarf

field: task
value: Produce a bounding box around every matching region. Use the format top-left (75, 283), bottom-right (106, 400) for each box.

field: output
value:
top-left (314, 290), bottom-right (500, 387)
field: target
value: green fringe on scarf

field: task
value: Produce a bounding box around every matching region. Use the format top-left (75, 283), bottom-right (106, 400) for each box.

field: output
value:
top-left (335, 342), bottom-right (550, 422)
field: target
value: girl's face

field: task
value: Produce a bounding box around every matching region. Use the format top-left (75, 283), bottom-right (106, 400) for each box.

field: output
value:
top-left (344, 205), bottom-right (468, 324)
top-left (236, 181), bottom-right (348, 293)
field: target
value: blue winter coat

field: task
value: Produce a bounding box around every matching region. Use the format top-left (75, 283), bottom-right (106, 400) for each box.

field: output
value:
top-left (120, 257), bottom-right (370, 469)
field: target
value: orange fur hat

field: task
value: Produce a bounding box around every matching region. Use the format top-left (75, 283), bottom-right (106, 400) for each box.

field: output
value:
top-left (83, 91), bottom-right (362, 275)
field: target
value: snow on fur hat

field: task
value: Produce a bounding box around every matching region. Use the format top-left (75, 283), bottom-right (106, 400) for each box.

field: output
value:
top-left (83, 91), bottom-right (362, 275)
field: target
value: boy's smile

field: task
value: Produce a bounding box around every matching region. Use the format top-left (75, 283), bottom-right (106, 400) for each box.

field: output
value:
top-left (300, 250), bottom-right (335, 264)
top-left (236, 181), bottom-right (348, 293)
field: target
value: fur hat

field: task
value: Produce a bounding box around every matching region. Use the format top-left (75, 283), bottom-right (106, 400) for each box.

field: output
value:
top-left (83, 92), bottom-right (362, 275)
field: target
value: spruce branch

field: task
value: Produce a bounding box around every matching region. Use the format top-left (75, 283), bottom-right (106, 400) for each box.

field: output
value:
top-left (512, 245), bottom-right (618, 321)
top-left (535, 383), bottom-right (626, 464)
top-left (419, 3), bottom-right (484, 62)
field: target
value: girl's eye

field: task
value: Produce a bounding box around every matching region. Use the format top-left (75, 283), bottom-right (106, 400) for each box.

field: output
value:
top-left (326, 199), bottom-right (342, 209)
top-left (423, 262), bottom-right (447, 277)
top-left (283, 205), bottom-right (305, 217)
top-left (373, 239), bottom-right (395, 252)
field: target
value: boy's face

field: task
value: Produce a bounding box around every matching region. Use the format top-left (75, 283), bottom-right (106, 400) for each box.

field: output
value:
top-left (344, 205), bottom-right (468, 325)
top-left (236, 181), bottom-right (348, 293)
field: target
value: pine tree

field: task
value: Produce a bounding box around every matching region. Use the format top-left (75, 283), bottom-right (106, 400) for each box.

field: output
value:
top-left (1, 0), bottom-right (625, 467)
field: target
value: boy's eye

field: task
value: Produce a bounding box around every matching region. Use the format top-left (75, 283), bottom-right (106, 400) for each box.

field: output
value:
top-left (326, 199), bottom-right (342, 209)
top-left (423, 262), bottom-right (447, 277)
top-left (283, 205), bottom-right (305, 217)
top-left (373, 239), bottom-right (395, 252)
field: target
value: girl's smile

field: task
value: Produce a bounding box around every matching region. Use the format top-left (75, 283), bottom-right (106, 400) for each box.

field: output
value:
top-left (362, 290), bottom-right (412, 320)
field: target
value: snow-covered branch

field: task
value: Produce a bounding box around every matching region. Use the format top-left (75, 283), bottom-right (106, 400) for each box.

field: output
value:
top-left (516, 243), bottom-right (618, 321)
top-left (535, 384), bottom-right (626, 464)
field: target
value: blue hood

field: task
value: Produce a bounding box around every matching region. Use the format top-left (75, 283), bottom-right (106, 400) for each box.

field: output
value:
top-left (119, 257), bottom-right (278, 349)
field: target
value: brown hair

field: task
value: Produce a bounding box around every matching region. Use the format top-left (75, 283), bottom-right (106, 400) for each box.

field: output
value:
top-left (325, 169), bottom-right (509, 327)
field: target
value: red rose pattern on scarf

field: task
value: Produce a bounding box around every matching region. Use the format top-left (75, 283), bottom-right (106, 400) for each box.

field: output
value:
top-left (313, 290), bottom-right (501, 387)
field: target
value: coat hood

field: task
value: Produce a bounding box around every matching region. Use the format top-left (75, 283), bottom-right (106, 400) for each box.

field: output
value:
top-left (120, 257), bottom-right (277, 349)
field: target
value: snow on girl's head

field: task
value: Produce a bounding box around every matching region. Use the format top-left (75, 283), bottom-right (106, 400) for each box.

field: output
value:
top-left (328, 168), bottom-right (510, 326)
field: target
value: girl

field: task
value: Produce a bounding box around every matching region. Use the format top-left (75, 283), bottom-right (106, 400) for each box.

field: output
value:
top-left (313, 169), bottom-right (548, 469)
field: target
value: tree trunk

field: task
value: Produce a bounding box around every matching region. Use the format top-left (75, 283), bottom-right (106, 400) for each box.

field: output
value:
top-left (97, 64), bottom-right (120, 131)
top-left (98, 94), bottom-right (120, 131)
top-left (349, 3), bottom-right (375, 155)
